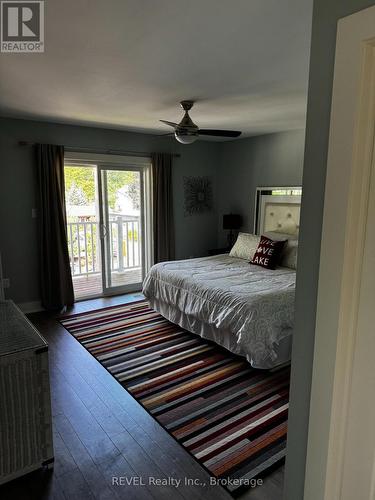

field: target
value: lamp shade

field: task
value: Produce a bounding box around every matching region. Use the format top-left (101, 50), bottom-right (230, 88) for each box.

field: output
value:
top-left (223, 214), bottom-right (242, 230)
top-left (175, 130), bottom-right (198, 144)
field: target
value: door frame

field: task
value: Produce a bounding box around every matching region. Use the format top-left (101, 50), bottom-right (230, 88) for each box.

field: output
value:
top-left (303, 6), bottom-right (375, 500)
top-left (97, 163), bottom-right (147, 296)
top-left (64, 151), bottom-right (152, 298)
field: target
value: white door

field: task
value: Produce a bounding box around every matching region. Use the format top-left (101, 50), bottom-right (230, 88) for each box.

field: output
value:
top-left (98, 165), bottom-right (146, 295)
top-left (339, 144), bottom-right (375, 498)
top-left (304, 6), bottom-right (375, 500)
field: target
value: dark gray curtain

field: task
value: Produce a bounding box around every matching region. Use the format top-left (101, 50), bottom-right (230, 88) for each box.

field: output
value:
top-left (151, 153), bottom-right (175, 263)
top-left (36, 144), bottom-right (74, 310)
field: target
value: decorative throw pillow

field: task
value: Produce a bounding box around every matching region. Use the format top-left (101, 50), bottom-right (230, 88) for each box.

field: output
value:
top-left (265, 231), bottom-right (298, 270)
top-left (229, 233), bottom-right (260, 260)
top-left (280, 239), bottom-right (298, 270)
top-left (250, 235), bottom-right (286, 270)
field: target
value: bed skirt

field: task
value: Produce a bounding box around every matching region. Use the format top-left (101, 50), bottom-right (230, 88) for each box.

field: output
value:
top-left (148, 297), bottom-right (292, 369)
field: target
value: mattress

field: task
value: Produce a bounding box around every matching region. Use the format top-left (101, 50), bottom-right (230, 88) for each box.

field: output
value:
top-left (142, 254), bottom-right (296, 368)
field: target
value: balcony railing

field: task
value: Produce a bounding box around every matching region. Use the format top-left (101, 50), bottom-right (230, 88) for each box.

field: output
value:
top-left (67, 215), bottom-right (141, 277)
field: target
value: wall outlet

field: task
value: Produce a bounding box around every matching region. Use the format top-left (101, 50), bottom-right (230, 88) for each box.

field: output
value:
top-left (2, 278), bottom-right (10, 288)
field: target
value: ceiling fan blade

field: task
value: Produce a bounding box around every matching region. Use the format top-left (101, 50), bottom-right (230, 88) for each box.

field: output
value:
top-left (160, 120), bottom-right (178, 129)
top-left (198, 129), bottom-right (242, 138)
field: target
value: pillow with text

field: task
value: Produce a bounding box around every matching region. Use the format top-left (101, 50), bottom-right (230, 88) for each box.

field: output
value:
top-left (250, 235), bottom-right (286, 270)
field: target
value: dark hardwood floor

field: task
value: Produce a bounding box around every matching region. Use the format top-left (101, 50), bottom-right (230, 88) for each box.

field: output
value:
top-left (0, 294), bottom-right (284, 500)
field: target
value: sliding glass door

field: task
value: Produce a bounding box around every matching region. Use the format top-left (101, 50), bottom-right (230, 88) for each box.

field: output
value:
top-left (99, 166), bottom-right (145, 294)
top-left (65, 163), bottom-right (102, 299)
top-left (64, 154), bottom-right (151, 300)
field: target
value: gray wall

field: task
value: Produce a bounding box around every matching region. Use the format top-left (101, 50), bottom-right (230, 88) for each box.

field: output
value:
top-left (0, 118), bottom-right (305, 306)
top-left (217, 130), bottom-right (305, 246)
top-left (284, 1), bottom-right (375, 499)
top-left (0, 117), bottom-right (219, 304)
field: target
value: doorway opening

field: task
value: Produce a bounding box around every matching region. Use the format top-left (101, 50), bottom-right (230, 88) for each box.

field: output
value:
top-left (64, 155), bottom-right (151, 300)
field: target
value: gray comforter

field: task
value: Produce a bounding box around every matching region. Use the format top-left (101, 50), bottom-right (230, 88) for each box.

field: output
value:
top-left (142, 254), bottom-right (296, 366)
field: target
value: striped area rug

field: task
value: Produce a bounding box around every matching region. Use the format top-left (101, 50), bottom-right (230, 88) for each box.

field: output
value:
top-left (60, 300), bottom-right (290, 493)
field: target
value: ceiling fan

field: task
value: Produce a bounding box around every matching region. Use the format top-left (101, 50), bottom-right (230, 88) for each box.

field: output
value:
top-left (160, 101), bottom-right (242, 144)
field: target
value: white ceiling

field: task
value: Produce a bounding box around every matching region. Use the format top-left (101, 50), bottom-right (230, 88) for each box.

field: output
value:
top-left (0, 0), bottom-right (313, 139)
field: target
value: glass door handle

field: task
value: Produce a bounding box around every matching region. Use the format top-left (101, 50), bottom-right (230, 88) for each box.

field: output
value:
top-left (100, 223), bottom-right (108, 239)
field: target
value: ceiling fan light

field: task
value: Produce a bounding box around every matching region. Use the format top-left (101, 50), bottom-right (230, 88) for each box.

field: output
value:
top-left (174, 130), bottom-right (198, 144)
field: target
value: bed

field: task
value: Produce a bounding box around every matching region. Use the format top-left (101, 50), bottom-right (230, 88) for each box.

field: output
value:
top-left (142, 254), bottom-right (296, 369)
top-left (143, 189), bottom-right (300, 369)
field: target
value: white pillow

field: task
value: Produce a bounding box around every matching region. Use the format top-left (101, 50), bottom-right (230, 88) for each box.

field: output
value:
top-left (265, 231), bottom-right (298, 270)
top-left (229, 233), bottom-right (260, 260)
top-left (281, 239), bottom-right (298, 269)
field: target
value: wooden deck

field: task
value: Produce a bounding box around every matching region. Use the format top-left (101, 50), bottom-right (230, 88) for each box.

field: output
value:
top-left (73, 268), bottom-right (143, 299)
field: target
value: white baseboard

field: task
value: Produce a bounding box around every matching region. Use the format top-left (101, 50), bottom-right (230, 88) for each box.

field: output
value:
top-left (17, 301), bottom-right (44, 313)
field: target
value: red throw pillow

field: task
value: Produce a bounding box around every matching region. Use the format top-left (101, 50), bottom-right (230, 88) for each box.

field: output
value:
top-left (250, 235), bottom-right (286, 270)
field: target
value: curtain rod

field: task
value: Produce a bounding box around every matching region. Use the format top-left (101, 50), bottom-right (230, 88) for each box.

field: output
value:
top-left (18, 141), bottom-right (181, 158)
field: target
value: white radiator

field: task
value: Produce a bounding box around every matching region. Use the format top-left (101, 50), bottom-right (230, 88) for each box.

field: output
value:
top-left (0, 301), bottom-right (54, 485)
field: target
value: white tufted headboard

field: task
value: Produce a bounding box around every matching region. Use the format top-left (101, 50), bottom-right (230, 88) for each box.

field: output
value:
top-left (256, 192), bottom-right (301, 236)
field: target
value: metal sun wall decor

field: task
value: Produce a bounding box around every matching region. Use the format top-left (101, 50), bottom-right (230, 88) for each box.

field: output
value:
top-left (183, 176), bottom-right (213, 216)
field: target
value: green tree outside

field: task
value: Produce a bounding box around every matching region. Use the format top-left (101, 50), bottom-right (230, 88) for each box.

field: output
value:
top-left (64, 165), bottom-right (139, 210)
